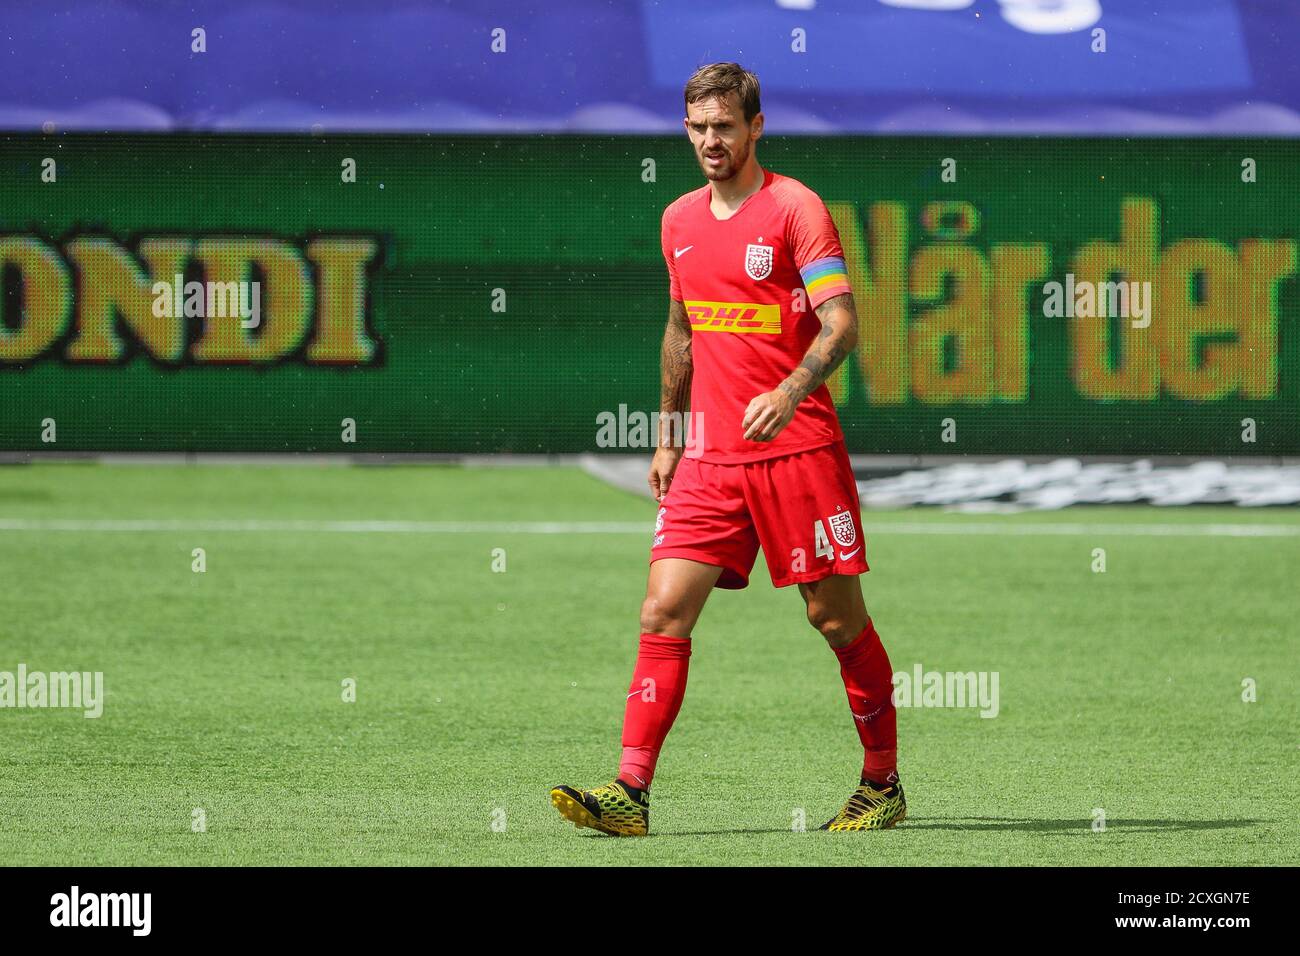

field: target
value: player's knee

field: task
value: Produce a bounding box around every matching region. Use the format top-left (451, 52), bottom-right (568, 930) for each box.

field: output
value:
top-left (806, 602), bottom-right (855, 647)
top-left (640, 592), bottom-right (693, 637)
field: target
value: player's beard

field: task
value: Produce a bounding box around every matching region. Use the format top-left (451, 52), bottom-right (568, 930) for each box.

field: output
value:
top-left (699, 137), bottom-right (750, 181)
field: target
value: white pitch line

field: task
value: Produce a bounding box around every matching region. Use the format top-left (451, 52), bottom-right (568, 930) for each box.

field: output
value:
top-left (866, 521), bottom-right (1300, 538)
top-left (0, 518), bottom-right (648, 534)
top-left (0, 518), bottom-right (1297, 538)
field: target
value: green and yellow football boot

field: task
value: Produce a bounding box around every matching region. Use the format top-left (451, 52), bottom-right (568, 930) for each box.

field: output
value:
top-left (819, 778), bottom-right (907, 831)
top-left (549, 779), bottom-right (650, 837)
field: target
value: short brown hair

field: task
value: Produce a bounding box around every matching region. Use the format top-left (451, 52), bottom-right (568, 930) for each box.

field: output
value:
top-left (683, 62), bottom-right (761, 124)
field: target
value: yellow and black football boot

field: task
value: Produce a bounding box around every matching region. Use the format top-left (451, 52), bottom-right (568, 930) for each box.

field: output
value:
top-left (549, 779), bottom-right (650, 837)
top-left (820, 778), bottom-right (907, 831)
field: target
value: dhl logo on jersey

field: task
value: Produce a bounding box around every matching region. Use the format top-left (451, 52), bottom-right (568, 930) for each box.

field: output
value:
top-left (684, 301), bottom-right (781, 334)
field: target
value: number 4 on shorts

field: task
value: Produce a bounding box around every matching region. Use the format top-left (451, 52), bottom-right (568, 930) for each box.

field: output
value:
top-left (813, 520), bottom-right (834, 561)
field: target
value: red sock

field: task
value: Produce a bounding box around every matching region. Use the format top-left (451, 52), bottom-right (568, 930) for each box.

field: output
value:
top-left (617, 632), bottom-right (691, 790)
top-left (832, 618), bottom-right (898, 785)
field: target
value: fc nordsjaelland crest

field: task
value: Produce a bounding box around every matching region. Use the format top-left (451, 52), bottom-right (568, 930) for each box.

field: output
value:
top-left (744, 242), bottom-right (773, 281)
top-left (828, 509), bottom-right (857, 548)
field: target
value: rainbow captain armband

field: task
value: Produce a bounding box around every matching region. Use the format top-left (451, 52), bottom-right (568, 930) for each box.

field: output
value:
top-left (799, 256), bottom-right (851, 307)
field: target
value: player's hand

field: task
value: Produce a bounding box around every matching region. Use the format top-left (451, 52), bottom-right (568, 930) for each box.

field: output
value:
top-left (742, 389), bottom-right (797, 442)
top-left (648, 445), bottom-right (685, 501)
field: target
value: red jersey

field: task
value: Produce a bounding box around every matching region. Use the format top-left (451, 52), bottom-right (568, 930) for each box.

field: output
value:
top-left (660, 168), bottom-right (853, 464)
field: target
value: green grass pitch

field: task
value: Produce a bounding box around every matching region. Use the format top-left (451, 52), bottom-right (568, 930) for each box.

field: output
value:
top-left (0, 462), bottom-right (1296, 866)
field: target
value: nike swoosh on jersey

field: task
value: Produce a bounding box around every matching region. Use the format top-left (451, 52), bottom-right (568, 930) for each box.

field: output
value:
top-left (674, 245), bottom-right (693, 258)
top-left (839, 547), bottom-right (862, 561)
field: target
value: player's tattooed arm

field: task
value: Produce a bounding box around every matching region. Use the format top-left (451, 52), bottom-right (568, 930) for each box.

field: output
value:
top-left (779, 292), bottom-right (859, 404)
top-left (658, 298), bottom-right (693, 447)
top-left (649, 299), bottom-right (692, 500)
top-left (742, 293), bottom-right (858, 442)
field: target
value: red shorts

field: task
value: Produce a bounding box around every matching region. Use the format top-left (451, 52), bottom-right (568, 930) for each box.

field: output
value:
top-left (650, 440), bottom-right (869, 589)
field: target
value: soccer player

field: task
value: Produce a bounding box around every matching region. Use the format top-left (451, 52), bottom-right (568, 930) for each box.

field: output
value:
top-left (550, 62), bottom-right (904, 835)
